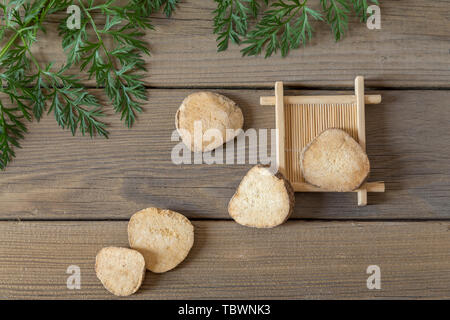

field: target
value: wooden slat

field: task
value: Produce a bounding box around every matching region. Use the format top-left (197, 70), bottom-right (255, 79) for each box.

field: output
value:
top-left (275, 82), bottom-right (285, 175)
top-left (355, 76), bottom-right (368, 206)
top-left (260, 95), bottom-right (382, 106)
top-left (292, 181), bottom-right (385, 193)
top-left (0, 220), bottom-right (449, 299)
top-left (20, 0), bottom-right (450, 88)
top-left (1, 89), bottom-right (449, 220)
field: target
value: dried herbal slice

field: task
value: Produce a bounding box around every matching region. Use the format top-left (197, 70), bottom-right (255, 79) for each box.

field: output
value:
top-left (128, 208), bottom-right (194, 273)
top-left (228, 165), bottom-right (294, 228)
top-left (301, 128), bottom-right (370, 192)
top-left (175, 92), bottom-right (244, 152)
top-left (95, 247), bottom-right (146, 296)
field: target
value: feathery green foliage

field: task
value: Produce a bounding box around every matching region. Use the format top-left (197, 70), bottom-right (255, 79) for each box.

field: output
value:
top-left (352, 0), bottom-right (378, 22)
top-left (1, 0), bottom-right (379, 169)
top-left (134, 0), bottom-right (179, 17)
top-left (59, 0), bottom-right (152, 128)
top-left (213, 0), bottom-right (268, 51)
top-left (0, 0), bottom-right (177, 169)
top-left (241, 0), bottom-right (322, 58)
top-left (320, 0), bottom-right (349, 41)
top-left (213, 0), bottom-right (380, 57)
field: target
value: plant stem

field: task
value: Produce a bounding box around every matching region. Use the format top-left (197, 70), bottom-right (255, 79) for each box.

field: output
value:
top-left (77, 0), bottom-right (140, 116)
top-left (0, 32), bottom-right (19, 61)
top-left (77, 0), bottom-right (114, 68)
top-left (19, 34), bottom-right (42, 74)
top-left (0, 0), bottom-right (53, 62)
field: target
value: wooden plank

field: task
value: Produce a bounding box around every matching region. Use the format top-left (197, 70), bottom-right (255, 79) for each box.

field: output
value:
top-left (20, 0), bottom-right (450, 88)
top-left (0, 220), bottom-right (449, 299)
top-left (1, 89), bottom-right (449, 220)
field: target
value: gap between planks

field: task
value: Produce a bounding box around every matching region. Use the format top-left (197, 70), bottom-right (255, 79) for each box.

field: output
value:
top-left (64, 85), bottom-right (450, 91)
top-left (1, 218), bottom-right (450, 222)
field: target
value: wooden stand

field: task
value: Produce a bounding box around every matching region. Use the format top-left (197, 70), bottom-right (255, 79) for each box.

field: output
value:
top-left (260, 76), bottom-right (385, 206)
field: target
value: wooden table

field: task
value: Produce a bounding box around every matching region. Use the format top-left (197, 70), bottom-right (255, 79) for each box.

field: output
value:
top-left (1, 0), bottom-right (450, 299)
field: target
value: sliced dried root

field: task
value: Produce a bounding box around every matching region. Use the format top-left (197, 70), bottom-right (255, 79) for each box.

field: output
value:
top-left (175, 91), bottom-right (244, 152)
top-left (301, 128), bottom-right (370, 192)
top-left (95, 247), bottom-right (146, 297)
top-left (128, 207), bottom-right (194, 273)
top-left (228, 165), bottom-right (294, 228)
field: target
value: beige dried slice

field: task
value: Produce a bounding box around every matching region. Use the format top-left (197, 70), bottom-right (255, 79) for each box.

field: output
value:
top-left (228, 165), bottom-right (295, 228)
top-left (301, 128), bottom-right (370, 192)
top-left (128, 208), bottom-right (194, 273)
top-left (95, 247), bottom-right (146, 297)
top-left (175, 91), bottom-right (244, 152)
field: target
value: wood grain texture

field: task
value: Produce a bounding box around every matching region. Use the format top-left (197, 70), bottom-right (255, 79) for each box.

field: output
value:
top-left (1, 89), bottom-right (449, 220)
top-left (0, 220), bottom-right (449, 299)
top-left (23, 0), bottom-right (450, 88)
top-left (1, 1), bottom-right (449, 301)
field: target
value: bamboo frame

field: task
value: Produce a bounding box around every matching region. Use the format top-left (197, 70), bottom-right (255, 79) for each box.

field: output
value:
top-left (355, 76), bottom-right (368, 205)
top-left (275, 81), bottom-right (285, 176)
top-left (261, 76), bottom-right (385, 206)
